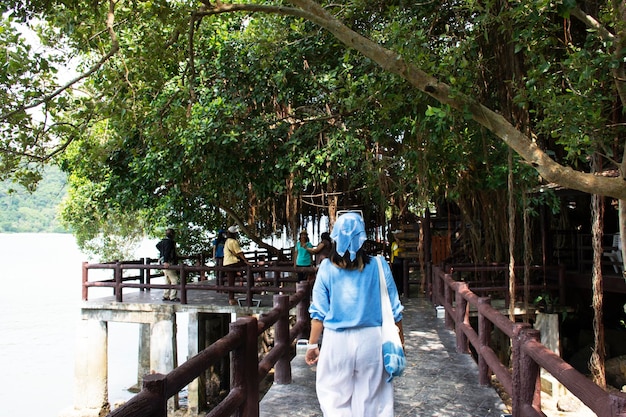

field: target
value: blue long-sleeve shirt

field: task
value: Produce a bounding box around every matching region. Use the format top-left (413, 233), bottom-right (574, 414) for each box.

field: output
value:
top-left (309, 256), bottom-right (403, 330)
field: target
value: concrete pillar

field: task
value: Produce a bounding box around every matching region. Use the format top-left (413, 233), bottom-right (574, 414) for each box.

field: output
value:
top-left (150, 316), bottom-right (178, 410)
top-left (534, 313), bottom-right (566, 399)
top-left (61, 319), bottom-right (109, 417)
top-left (186, 312), bottom-right (206, 415)
top-left (136, 323), bottom-right (151, 389)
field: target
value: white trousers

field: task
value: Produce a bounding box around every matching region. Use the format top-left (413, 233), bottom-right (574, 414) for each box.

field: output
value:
top-left (316, 327), bottom-right (394, 417)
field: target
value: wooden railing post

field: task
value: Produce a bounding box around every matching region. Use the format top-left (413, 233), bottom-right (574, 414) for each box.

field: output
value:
top-left (230, 317), bottom-right (259, 417)
top-left (146, 259), bottom-right (152, 291)
top-left (609, 392), bottom-right (626, 416)
top-left (295, 282), bottom-right (310, 340)
top-left (477, 296), bottom-right (492, 385)
top-left (512, 324), bottom-right (541, 416)
top-left (455, 282), bottom-right (469, 353)
top-left (430, 264), bottom-right (436, 302)
top-left (402, 258), bottom-right (409, 297)
top-left (82, 262), bottom-right (89, 301)
top-left (444, 273), bottom-right (454, 329)
top-left (273, 294), bottom-right (292, 384)
top-left (245, 264), bottom-right (254, 306)
top-left (139, 258), bottom-right (146, 291)
top-left (180, 265), bottom-right (187, 304)
top-left (198, 254), bottom-right (206, 281)
top-left (115, 262), bottom-right (123, 302)
top-left (142, 373), bottom-right (168, 417)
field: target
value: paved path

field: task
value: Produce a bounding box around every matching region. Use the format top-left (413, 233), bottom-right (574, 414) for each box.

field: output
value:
top-left (260, 294), bottom-right (508, 417)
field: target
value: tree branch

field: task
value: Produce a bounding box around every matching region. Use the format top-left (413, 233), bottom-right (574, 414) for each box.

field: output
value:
top-left (219, 204), bottom-right (285, 257)
top-left (0, 0), bottom-right (120, 122)
top-left (570, 6), bottom-right (615, 42)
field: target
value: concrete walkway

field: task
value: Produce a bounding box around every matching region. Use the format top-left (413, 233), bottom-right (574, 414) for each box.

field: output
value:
top-left (260, 294), bottom-right (508, 417)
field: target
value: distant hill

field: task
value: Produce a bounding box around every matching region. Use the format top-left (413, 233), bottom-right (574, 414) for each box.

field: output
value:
top-left (0, 166), bottom-right (68, 233)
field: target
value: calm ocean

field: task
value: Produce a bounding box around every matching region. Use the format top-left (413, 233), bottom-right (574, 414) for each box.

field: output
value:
top-left (0, 233), bottom-right (188, 417)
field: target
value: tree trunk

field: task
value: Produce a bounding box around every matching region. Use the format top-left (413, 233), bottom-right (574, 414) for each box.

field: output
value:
top-left (508, 149), bottom-right (516, 320)
top-left (590, 156), bottom-right (606, 388)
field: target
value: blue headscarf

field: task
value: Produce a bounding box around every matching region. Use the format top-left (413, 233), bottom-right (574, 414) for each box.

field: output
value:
top-left (331, 212), bottom-right (367, 261)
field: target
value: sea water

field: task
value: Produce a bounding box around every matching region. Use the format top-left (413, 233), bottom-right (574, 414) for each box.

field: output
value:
top-left (0, 233), bottom-right (188, 417)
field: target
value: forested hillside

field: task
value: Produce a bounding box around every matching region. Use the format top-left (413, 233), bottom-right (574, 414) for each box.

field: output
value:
top-left (0, 166), bottom-right (67, 233)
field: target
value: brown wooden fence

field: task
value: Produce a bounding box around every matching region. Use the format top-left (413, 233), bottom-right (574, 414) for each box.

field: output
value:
top-left (107, 282), bottom-right (310, 417)
top-left (82, 256), bottom-right (317, 306)
top-left (430, 264), bottom-right (626, 417)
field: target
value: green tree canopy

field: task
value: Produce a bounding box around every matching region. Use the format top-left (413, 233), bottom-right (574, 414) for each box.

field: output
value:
top-left (1, 1), bottom-right (625, 260)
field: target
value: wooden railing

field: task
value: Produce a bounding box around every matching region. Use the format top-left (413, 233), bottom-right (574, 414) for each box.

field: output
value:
top-left (107, 282), bottom-right (311, 417)
top-left (440, 263), bottom-right (566, 308)
top-left (430, 264), bottom-right (626, 417)
top-left (82, 255), bottom-right (316, 306)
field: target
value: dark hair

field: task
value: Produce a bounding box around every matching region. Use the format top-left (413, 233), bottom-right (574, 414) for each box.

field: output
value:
top-left (328, 241), bottom-right (371, 271)
top-left (321, 232), bottom-right (331, 242)
top-left (165, 228), bottom-right (175, 238)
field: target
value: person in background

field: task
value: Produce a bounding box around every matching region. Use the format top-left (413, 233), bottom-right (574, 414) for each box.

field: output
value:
top-left (223, 225), bottom-right (251, 305)
top-left (294, 229), bottom-right (313, 282)
top-left (305, 212), bottom-right (404, 417)
top-left (156, 228), bottom-right (180, 302)
top-left (307, 231), bottom-right (332, 265)
top-left (212, 229), bottom-right (227, 285)
top-left (390, 230), bottom-right (405, 296)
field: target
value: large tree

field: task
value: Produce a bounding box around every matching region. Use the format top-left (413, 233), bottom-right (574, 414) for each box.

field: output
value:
top-left (1, 0), bottom-right (625, 259)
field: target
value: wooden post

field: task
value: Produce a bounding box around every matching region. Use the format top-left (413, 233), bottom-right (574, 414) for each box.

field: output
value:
top-left (426, 262), bottom-right (433, 302)
top-left (424, 209), bottom-right (432, 264)
top-left (609, 393), bottom-right (626, 416)
top-left (444, 273), bottom-right (454, 329)
top-left (402, 258), bottom-right (410, 297)
top-left (180, 265), bottom-right (187, 304)
top-left (142, 373), bottom-right (168, 417)
top-left (199, 254), bottom-right (206, 281)
top-left (139, 257), bottom-right (146, 291)
top-left (477, 297), bottom-right (493, 385)
top-left (295, 282), bottom-right (310, 339)
top-left (273, 294), bottom-right (292, 384)
top-left (512, 323), bottom-right (540, 416)
top-left (246, 264), bottom-right (254, 306)
top-left (521, 328), bottom-right (542, 414)
top-left (455, 282), bottom-right (469, 353)
top-left (82, 262), bottom-right (89, 301)
top-left (230, 317), bottom-right (259, 417)
top-left (115, 261), bottom-right (123, 302)
top-left (146, 259), bottom-right (152, 290)
top-left (430, 264), bottom-right (436, 304)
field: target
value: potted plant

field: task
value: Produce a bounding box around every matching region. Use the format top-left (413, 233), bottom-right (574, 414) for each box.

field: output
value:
top-left (533, 292), bottom-right (559, 314)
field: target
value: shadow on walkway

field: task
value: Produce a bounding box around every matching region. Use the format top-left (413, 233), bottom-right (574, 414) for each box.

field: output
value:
top-left (260, 294), bottom-right (508, 417)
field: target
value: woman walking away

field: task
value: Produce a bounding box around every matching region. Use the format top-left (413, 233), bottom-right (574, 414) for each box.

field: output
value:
top-left (305, 212), bottom-right (404, 417)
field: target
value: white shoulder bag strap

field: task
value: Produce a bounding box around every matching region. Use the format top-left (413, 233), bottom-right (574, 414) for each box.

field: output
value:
top-left (376, 255), bottom-right (395, 327)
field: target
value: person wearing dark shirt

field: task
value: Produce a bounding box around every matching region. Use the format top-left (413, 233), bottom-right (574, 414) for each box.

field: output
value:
top-left (156, 228), bottom-right (180, 302)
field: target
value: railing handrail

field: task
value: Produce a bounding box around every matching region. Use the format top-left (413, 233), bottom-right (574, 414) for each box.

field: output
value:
top-left (107, 282), bottom-right (311, 417)
top-left (430, 264), bottom-right (626, 417)
top-left (438, 262), bottom-right (566, 310)
top-left (81, 257), bottom-right (317, 305)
